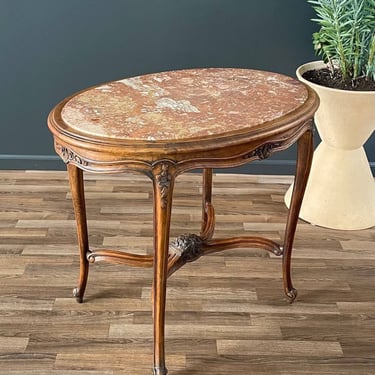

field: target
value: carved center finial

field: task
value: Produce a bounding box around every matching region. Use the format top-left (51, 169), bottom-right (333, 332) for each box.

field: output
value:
top-left (170, 234), bottom-right (203, 263)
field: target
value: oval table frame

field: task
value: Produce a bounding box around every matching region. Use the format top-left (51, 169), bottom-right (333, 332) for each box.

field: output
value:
top-left (48, 72), bottom-right (318, 375)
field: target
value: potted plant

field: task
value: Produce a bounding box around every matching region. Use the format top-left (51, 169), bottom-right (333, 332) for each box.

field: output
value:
top-left (285, 0), bottom-right (375, 230)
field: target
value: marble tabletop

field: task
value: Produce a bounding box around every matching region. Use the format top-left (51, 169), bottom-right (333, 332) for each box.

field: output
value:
top-left (61, 68), bottom-right (308, 142)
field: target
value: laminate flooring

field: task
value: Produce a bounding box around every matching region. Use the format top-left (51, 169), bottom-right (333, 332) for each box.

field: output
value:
top-left (0, 170), bottom-right (374, 375)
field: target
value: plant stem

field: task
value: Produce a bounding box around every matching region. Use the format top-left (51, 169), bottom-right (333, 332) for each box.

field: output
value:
top-left (331, 0), bottom-right (349, 79)
top-left (367, 33), bottom-right (375, 79)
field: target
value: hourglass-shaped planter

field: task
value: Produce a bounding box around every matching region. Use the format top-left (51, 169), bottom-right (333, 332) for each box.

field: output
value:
top-left (285, 61), bottom-right (375, 230)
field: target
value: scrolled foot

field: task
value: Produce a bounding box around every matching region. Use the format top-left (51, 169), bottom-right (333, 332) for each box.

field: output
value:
top-left (153, 366), bottom-right (168, 375)
top-left (285, 288), bottom-right (298, 304)
top-left (73, 287), bottom-right (84, 303)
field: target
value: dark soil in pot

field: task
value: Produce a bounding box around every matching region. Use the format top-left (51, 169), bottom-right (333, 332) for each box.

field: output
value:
top-left (303, 68), bottom-right (375, 91)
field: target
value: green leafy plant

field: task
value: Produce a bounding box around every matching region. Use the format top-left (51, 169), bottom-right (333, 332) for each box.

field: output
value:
top-left (309, 0), bottom-right (375, 81)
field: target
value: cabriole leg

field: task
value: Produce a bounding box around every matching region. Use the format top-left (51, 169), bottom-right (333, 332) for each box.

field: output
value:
top-left (151, 163), bottom-right (175, 375)
top-left (67, 164), bottom-right (90, 303)
top-left (283, 127), bottom-right (314, 303)
top-left (201, 168), bottom-right (215, 240)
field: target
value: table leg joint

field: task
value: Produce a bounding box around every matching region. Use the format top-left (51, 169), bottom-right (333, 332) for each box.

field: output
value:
top-left (170, 233), bottom-right (204, 263)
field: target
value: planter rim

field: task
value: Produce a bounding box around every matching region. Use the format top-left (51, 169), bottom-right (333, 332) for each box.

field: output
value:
top-left (296, 61), bottom-right (375, 95)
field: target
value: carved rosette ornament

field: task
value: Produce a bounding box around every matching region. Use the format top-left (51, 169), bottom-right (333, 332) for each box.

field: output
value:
top-left (55, 142), bottom-right (89, 166)
top-left (245, 142), bottom-right (283, 160)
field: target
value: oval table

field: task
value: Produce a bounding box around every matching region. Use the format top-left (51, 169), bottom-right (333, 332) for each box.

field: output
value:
top-left (48, 68), bottom-right (318, 375)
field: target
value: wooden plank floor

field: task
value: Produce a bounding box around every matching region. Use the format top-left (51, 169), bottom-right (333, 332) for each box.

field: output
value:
top-left (0, 170), bottom-right (374, 375)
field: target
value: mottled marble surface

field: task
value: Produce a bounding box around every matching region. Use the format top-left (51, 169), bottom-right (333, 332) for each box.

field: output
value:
top-left (61, 68), bottom-right (308, 141)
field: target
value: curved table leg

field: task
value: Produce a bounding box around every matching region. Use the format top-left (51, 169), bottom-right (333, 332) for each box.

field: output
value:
top-left (151, 163), bottom-right (175, 375)
top-left (201, 168), bottom-right (215, 240)
top-left (283, 127), bottom-right (313, 303)
top-left (67, 164), bottom-right (90, 303)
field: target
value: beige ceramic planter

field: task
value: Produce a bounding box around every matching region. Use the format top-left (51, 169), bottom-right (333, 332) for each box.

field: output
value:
top-left (285, 61), bottom-right (375, 230)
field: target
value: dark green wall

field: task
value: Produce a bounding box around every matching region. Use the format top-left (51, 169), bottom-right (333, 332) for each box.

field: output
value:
top-left (1, 0), bottom-right (374, 173)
